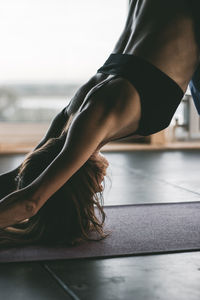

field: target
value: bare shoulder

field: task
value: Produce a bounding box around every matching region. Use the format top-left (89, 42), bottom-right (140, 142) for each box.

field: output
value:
top-left (65, 75), bottom-right (142, 147)
top-left (100, 77), bottom-right (142, 134)
top-left (66, 73), bottom-right (108, 116)
top-left (85, 75), bottom-right (141, 121)
top-left (65, 72), bottom-right (138, 118)
top-left (78, 75), bottom-right (142, 142)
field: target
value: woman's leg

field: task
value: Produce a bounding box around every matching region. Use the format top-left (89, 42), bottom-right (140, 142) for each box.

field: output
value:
top-left (111, 0), bottom-right (137, 54)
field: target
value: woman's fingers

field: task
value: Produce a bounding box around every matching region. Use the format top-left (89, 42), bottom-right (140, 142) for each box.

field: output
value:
top-left (0, 189), bottom-right (36, 229)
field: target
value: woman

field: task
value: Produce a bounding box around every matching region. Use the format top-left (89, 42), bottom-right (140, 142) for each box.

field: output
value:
top-left (0, 0), bottom-right (199, 245)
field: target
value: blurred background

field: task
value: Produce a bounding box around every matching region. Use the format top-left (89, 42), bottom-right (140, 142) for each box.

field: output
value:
top-left (0, 0), bottom-right (127, 122)
top-left (0, 0), bottom-right (199, 152)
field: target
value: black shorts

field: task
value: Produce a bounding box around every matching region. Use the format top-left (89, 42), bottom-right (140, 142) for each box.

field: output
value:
top-left (97, 53), bottom-right (184, 136)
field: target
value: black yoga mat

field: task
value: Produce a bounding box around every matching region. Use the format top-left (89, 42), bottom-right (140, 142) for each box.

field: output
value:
top-left (0, 202), bottom-right (200, 263)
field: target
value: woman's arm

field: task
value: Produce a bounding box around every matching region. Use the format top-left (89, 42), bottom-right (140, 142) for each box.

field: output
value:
top-left (0, 74), bottom-right (107, 199)
top-left (0, 107), bottom-right (69, 199)
top-left (26, 100), bottom-right (114, 211)
top-left (0, 98), bottom-right (114, 228)
top-left (0, 105), bottom-right (70, 199)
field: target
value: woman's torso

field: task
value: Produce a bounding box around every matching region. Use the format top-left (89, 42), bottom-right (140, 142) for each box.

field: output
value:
top-left (67, 0), bottom-right (200, 145)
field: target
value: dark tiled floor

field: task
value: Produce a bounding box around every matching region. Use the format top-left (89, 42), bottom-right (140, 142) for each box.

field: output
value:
top-left (0, 262), bottom-right (70, 300)
top-left (1, 150), bottom-right (200, 299)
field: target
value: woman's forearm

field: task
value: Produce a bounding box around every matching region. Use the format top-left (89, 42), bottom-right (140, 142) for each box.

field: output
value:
top-left (25, 104), bottom-right (113, 212)
top-left (0, 189), bottom-right (34, 228)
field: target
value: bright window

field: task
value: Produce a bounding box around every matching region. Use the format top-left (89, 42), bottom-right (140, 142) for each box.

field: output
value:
top-left (0, 0), bottom-right (128, 123)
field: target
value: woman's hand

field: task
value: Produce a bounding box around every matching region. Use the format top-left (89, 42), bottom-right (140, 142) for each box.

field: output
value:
top-left (0, 188), bottom-right (37, 229)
